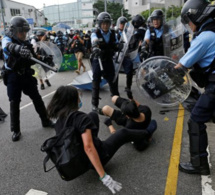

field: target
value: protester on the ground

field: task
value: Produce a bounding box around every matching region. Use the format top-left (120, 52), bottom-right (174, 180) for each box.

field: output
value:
top-left (100, 95), bottom-right (157, 150)
top-left (47, 85), bottom-right (155, 193)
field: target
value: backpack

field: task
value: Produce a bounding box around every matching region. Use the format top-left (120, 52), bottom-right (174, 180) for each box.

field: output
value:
top-left (41, 112), bottom-right (90, 181)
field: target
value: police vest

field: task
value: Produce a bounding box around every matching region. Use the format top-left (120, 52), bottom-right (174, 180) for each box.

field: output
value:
top-left (149, 25), bottom-right (169, 56)
top-left (5, 35), bottom-right (36, 72)
top-left (96, 29), bottom-right (116, 59)
top-left (190, 21), bottom-right (215, 88)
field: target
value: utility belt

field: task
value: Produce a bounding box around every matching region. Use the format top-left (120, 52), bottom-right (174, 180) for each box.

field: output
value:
top-left (1, 67), bottom-right (35, 86)
top-left (189, 63), bottom-right (215, 88)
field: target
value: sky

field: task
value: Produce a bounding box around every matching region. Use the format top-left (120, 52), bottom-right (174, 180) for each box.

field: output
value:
top-left (12, 0), bottom-right (77, 9)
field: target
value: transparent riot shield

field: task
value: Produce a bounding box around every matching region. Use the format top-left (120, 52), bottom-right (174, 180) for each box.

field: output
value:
top-left (113, 22), bottom-right (134, 82)
top-left (32, 41), bottom-right (62, 79)
top-left (136, 56), bottom-right (192, 107)
top-left (163, 17), bottom-right (184, 61)
top-left (127, 33), bottom-right (140, 60)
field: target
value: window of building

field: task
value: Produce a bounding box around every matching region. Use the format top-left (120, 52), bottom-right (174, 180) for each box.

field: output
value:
top-left (10, 9), bottom-right (21, 16)
top-left (142, 0), bottom-right (147, 5)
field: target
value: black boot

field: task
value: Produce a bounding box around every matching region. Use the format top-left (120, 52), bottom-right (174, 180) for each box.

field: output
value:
top-left (179, 119), bottom-right (210, 175)
top-left (32, 98), bottom-right (54, 128)
top-left (108, 77), bottom-right (119, 97)
top-left (92, 81), bottom-right (100, 112)
top-left (179, 157), bottom-right (210, 175)
top-left (125, 73), bottom-right (133, 91)
top-left (10, 101), bottom-right (21, 142)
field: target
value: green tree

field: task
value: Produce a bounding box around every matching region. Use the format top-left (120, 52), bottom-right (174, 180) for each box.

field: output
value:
top-left (141, 6), bottom-right (182, 22)
top-left (93, 0), bottom-right (131, 24)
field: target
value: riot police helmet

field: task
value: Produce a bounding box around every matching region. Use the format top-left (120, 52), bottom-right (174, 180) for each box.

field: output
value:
top-left (9, 16), bottom-right (30, 35)
top-left (116, 16), bottom-right (128, 28)
top-left (181, 0), bottom-right (214, 27)
top-left (56, 30), bottom-right (63, 36)
top-left (74, 29), bottom-right (80, 34)
top-left (132, 15), bottom-right (145, 28)
top-left (150, 9), bottom-right (164, 25)
top-left (36, 30), bottom-right (45, 36)
top-left (97, 12), bottom-right (112, 28)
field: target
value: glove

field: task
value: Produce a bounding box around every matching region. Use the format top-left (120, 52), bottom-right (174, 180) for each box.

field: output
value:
top-left (104, 118), bottom-right (112, 127)
top-left (41, 55), bottom-right (53, 64)
top-left (116, 42), bottom-right (124, 51)
top-left (92, 47), bottom-right (101, 58)
top-left (19, 46), bottom-right (31, 58)
top-left (101, 174), bottom-right (122, 194)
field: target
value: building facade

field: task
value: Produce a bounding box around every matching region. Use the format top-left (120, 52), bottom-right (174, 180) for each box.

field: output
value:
top-left (0, 0), bottom-right (45, 32)
top-left (123, 0), bottom-right (184, 16)
top-left (43, 0), bottom-right (94, 28)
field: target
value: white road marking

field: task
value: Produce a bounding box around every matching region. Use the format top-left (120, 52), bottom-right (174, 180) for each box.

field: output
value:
top-left (202, 147), bottom-right (215, 195)
top-left (20, 81), bottom-right (74, 110)
top-left (25, 189), bottom-right (48, 195)
top-left (20, 91), bottom-right (56, 110)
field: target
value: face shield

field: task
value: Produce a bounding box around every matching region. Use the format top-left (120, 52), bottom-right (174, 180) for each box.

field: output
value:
top-left (181, 14), bottom-right (193, 34)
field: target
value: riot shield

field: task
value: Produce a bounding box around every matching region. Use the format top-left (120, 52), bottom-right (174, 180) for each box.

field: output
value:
top-left (127, 33), bottom-right (140, 61)
top-left (32, 41), bottom-right (62, 79)
top-left (136, 56), bottom-right (192, 107)
top-left (113, 22), bottom-right (134, 82)
top-left (163, 17), bottom-right (184, 61)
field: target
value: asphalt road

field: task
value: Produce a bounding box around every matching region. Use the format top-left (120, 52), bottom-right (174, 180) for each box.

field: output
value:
top-left (0, 59), bottom-right (207, 195)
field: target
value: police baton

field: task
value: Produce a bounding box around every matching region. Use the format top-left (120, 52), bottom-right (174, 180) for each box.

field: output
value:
top-left (98, 57), bottom-right (103, 71)
top-left (30, 57), bottom-right (58, 72)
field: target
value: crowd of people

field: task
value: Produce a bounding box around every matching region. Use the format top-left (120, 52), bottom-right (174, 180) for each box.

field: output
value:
top-left (0, 0), bottom-right (215, 193)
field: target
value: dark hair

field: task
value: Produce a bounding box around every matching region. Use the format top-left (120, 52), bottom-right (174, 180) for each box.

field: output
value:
top-left (47, 85), bottom-right (79, 119)
top-left (120, 100), bottom-right (140, 118)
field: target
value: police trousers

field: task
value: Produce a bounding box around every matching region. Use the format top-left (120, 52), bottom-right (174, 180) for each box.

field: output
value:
top-left (190, 82), bottom-right (215, 156)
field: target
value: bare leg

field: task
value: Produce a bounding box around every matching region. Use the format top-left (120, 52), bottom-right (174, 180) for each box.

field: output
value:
top-left (108, 125), bottom-right (116, 134)
top-left (112, 95), bottom-right (120, 104)
top-left (102, 105), bottom-right (114, 117)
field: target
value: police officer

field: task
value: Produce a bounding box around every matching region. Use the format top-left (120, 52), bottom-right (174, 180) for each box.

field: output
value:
top-left (132, 14), bottom-right (147, 42)
top-left (90, 12), bottom-right (123, 112)
top-left (2, 16), bottom-right (54, 141)
top-left (54, 30), bottom-right (68, 54)
top-left (144, 9), bottom-right (168, 57)
top-left (175, 0), bottom-right (215, 175)
top-left (116, 16), bottom-right (135, 93)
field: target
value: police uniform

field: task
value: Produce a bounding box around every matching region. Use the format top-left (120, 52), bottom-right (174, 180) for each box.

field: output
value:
top-left (2, 17), bottom-right (53, 141)
top-left (144, 26), bottom-right (166, 57)
top-left (90, 28), bottom-right (120, 109)
top-left (117, 30), bottom-right (135, 91)
top-left (178, 16), bottom-right (215, 175)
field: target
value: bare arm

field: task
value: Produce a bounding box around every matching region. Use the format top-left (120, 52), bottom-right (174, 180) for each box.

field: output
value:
top-left (81, 129), bottom-right (105, 178)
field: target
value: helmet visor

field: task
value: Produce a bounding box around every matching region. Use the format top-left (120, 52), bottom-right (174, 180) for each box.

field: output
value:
top-left (181, 14), bottom-right (190, 25)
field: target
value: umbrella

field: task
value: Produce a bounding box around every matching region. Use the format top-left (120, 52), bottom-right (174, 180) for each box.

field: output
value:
top-left (54, 23), bottom-right (71, 30)
top-left (71, 70), bottom-right (107, 90)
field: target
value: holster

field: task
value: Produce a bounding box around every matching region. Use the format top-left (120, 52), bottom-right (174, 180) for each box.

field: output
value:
top-left (1, 67), bottom-right (9, 86)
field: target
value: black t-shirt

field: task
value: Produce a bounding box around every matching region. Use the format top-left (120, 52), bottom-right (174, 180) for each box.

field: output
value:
top-left (55, 111), bottom-right (108, 163)
top-left (125, 105), bottom-right (151, 130)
